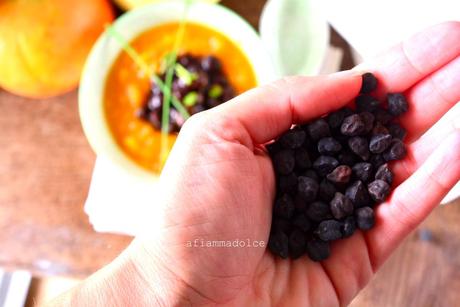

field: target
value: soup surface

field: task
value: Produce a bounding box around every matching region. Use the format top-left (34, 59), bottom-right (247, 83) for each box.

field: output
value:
top-left (105, 22), bottom-right (257, 172)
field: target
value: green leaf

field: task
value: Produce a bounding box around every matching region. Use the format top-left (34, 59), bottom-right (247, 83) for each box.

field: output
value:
top-left (183, 91), bottom-right (199, 107)
top-left (208, 84), bottom-right (223, 98)
top-left (175, 63), bottom-right (198, 86)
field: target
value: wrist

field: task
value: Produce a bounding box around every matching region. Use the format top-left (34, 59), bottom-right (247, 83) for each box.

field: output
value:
top-left (98, 249), bottom-right (167, 306)
top-left (47, 245), bottom-right (170, 307)
top-left (123, 238), bottom-right (199, 306)
top-left (126, 236), bottom-right (223, 306)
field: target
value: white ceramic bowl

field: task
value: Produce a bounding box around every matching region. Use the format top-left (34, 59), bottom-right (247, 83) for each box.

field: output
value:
top-left (259, 0), bottom-right (330, 77)
top-left (79, 2), bottom-right (275, 181)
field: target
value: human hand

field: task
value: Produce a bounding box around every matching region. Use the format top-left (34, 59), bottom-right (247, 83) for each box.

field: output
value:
top-left (122, 22), bottom-right (460, 306)
top-left (49, 22), bottom-right (460, 307)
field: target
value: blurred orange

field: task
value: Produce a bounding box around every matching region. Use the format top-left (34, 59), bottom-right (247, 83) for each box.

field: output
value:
top-left (113, 0), bottom-right (162, 11)
top-left (113, 0), bottom-right (220, 11)
top-left (0, 0), bottom-right (114, 99)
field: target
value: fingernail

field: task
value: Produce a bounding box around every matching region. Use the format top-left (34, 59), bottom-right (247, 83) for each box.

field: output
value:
top-left (331, 69), bottom-right (364, 78)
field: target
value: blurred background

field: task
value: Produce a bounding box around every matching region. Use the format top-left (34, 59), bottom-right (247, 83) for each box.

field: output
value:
top-left (0, 0), bottom-right (459, 306)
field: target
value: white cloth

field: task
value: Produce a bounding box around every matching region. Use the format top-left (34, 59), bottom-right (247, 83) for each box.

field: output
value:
top-left (320, 0), bottom-right (460, 59)
top-left (84, 158), bottom-right (162, 235)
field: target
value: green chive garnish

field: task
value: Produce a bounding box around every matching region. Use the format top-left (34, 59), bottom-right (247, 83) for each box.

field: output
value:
top-left (175, 63), bottom-right (198, 86)
top-left (183, 91), bottom-right (199, 106)
top-left (208, 84), bottom-right (223, 98)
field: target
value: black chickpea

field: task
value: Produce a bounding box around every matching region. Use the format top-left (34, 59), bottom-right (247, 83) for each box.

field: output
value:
top-left (268, 73), bottom-right (408, 261)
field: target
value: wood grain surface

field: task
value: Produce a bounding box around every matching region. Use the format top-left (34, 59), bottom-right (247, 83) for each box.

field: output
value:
top-left (0, 90), bottom-right (132, 277)
top-left (351, 199), bottom-right (460, 307)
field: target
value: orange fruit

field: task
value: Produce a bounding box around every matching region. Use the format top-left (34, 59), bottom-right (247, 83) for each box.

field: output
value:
top-left (0, 0), bottom-right (114, 98)
top-left (113, 0), bottom-right (163, 11)
top-left (113, 0), bottom-right (220, 11)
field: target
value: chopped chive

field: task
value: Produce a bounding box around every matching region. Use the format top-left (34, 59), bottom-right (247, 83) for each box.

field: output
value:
top-left (183, 91), bottom-right (199, 107)
top-left (161, 52), bottom-right (175, 134)
top-left (175, 63), bottom-right (198, 85)
top-left (161, 52), bottom-right (175, 71)
top-left (171, 95), bottom-right (191, 119)
top-left (208, 84), bottom-right (223, 98)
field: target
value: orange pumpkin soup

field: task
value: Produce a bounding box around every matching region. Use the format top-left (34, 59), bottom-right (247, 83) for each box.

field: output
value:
top-left (104, 22), bottom-right (257, 173)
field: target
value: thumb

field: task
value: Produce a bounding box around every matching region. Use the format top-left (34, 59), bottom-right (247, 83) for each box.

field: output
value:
top-left (209, 71), bottom-right (362, 145)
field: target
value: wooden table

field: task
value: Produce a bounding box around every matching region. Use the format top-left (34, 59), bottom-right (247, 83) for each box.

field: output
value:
top-left (0, 89), bottom-right (132, 277)
top-left (350, 199), bottom-right (460, 307)
top-left (1, 0), bottom-right (459, 305)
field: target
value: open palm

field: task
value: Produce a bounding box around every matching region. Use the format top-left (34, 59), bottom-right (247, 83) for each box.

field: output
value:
top-left (128, 22), bottom-right (460, 306)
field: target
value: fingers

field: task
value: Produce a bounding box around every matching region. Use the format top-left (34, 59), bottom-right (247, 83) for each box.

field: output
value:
top-left (209, 22), bottom-right (460, 146)
top-left (366, 131), bottom-right (460, 268)
top-left (403, 55), bottom-right (460, 141)
top-left (320, 233), bottom-right (374, 305)
top-left (357, 22), bottom-right (460, 143)
top-left (206, 22), bottom-right (460, 146)
top-left (208, 72), bottom-right (362, 144)
top-left (392, 102), bottom-right (460, 184)
top-left (357, 22), bottom-right (460, 95)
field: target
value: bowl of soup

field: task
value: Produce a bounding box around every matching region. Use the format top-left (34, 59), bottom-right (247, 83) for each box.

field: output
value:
top-left (79, 1), bottom-right (275, 181)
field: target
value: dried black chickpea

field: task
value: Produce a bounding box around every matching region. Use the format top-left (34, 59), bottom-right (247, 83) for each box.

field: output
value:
top-left (267, 72), bottom-right (408, 261)
top-left (360, 72), bottom-right (378, 94)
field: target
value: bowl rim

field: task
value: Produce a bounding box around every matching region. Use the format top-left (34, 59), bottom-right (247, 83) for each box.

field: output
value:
top-left (259, 0), bottom-right (330, 77)
top-left (79, 1), bottom-right (275, 181)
